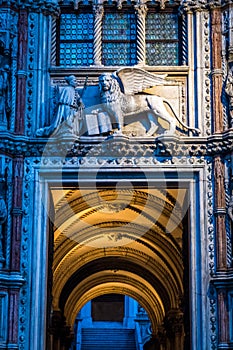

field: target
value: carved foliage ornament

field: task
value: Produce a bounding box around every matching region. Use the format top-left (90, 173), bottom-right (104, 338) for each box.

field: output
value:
top-left (0, 0), bottom-right (60, 16)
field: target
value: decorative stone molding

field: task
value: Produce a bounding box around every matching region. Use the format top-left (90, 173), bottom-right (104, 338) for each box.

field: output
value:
top-left (60, 0), bottom-right (180, 8)
top-left (179, 0), bottom-right (208, 13)
top-left (209, 283), bottom-right (218, 349)
top-left (0, 131), bottom-right (232, 158)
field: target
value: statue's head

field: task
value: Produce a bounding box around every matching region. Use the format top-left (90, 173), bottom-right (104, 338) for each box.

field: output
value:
top-left (98, 73), bottom-right (115, 92)
top-left (65, 75), bottom-right (77, 87)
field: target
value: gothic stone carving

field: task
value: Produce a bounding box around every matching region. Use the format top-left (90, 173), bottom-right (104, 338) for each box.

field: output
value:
top-left (36, 75), bottom-right (84, 137)
top-left (97, 68), bottom-right (200, 136)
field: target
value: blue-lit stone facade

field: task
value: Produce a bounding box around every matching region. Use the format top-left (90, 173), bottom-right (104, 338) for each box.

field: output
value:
top-left (0, 0), bottom-right (232, 349)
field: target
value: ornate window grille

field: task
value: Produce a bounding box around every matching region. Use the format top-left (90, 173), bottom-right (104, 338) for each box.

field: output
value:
top-left (57, 8), bottom-right (94, 66)
top-left (102, 9), bottom-right (137, 66)
top-left (145, 9), bottom-right (180, 66)
top-left (55, 4), bottom-right (181, 67)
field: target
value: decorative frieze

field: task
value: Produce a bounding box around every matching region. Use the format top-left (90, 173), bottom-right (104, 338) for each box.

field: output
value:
top-left (0, 131), bottom-right (232, 158)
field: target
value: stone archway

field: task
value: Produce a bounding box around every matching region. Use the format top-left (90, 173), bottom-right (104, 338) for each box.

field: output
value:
top-left (47, 184), bottom-right (188, 350)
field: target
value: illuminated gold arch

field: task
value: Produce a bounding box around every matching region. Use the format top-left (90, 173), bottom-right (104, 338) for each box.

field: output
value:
top-left (51, 185), bottom-right (187, 333)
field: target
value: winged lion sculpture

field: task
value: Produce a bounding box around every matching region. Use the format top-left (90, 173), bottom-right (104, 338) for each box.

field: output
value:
top-left (98, 68), bottom-right (200, 136)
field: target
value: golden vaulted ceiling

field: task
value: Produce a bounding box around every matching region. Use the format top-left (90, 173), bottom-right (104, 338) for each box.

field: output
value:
top-left (51, 184), bottom-right (188, 332)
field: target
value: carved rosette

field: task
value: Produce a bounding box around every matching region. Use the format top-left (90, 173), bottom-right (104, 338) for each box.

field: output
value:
top-left (93, 4), bottom-right (104, 66)
top-left (135, 4), bottom-right (147, 65)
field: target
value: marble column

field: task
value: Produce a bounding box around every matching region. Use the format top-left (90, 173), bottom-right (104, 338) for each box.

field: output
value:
top-left (10, 157), bottom-right (24, 271)
top-left (135, 4), bottom-right (147, 66)
top-left (214, 156), bottom-right (227, 270)
top-left (93, 4), bottom-right (104, 66)
top-left (217, 289), bottom-right (229, 345)
top-left (210, 7), bottom-right (223, 133)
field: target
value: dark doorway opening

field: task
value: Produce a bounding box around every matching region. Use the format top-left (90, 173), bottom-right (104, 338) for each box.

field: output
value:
top-left (91, 294), bottom-right (125, 322)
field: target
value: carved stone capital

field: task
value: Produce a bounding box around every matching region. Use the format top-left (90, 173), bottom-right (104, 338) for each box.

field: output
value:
top-left (208, 0), bottom-right (222, 9)
top-left (135, 4), bottom-right (148, 17)
top-left (93, 4), bottom-right (104, 19)
top-left (165, 309), bottom-right (184, 335)
top-left (179, 0), bottom-right (208, 12)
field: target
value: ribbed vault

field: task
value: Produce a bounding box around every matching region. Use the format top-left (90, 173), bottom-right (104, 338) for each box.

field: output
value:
top-left (51, 185), bottom-right (187, 333)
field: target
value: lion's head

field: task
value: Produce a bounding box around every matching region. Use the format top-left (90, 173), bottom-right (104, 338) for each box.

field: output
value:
top-left (99, 73), bottom-right (121, 103)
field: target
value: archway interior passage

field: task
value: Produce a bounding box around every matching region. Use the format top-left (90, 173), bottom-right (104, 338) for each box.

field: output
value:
top-left (49, 182), bottom-right (190, 348)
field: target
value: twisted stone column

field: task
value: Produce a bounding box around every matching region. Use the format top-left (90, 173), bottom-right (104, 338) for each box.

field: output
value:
top-left (135, 4), bottom-right (147, 66)
top-left (93, 4), bottom-right (104, 66)
top-left (51, 18), bottom-right (57, 66)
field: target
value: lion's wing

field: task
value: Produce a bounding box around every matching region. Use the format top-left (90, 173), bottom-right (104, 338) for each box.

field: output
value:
top-left (116, 67), bottom-right (168, 95)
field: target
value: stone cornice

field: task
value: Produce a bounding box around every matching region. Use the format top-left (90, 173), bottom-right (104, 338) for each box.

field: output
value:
top-left (0, 130), bottom-right (232, 158)
top-left (60, 0), bottom-right (181, 9)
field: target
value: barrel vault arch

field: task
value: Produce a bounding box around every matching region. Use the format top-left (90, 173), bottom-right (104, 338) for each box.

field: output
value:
top-left (47, 180), bottom-right (189, 349)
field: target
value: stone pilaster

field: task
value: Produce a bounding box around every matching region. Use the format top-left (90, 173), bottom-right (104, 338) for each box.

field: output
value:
top-left (15, 10), bottom-right (28, 135)
top-left (10, 157), bottom-right (24, 271)
top-left (210, 7), bottom-right (223, 133)
top-left (93, 4), bottom-right (104, 66)
top-left (135, 4), bottom-right (147, 66)
top-left (217, 289), bottom-right (229, 344)
top-left (164, 309), bottom-right (184, 350)
top-left (7, 289), bottom-right (19, 344)
top-left (48, 310), bottom-right (74, 350)
top-left (214, 155), bottom-right (227, 270)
